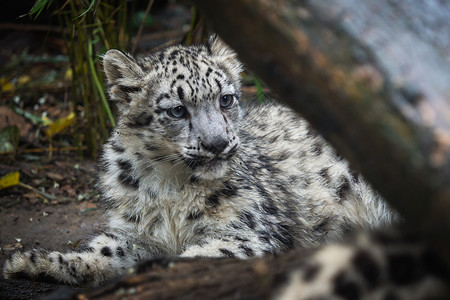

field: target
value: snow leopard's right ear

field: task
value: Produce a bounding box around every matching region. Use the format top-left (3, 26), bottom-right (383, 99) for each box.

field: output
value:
top-left (103, 49), bottom-right (144, 106)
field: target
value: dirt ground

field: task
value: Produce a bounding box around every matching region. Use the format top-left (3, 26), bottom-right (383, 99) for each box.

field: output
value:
top-left (0, 156), bottom-right (105, 299)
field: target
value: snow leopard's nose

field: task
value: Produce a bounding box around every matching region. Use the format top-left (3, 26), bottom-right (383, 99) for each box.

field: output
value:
top-left (201, 136), bottom-right (229, 154)
top-left (192, 105), bottom-right (232, 155)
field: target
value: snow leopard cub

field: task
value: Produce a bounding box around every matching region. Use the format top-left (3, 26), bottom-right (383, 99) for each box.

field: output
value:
top-left (3, 36), bottom-right (396, 287)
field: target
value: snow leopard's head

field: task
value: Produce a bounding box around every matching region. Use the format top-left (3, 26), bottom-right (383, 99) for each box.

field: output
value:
top-left (103, 35), bottom-right (243, 180)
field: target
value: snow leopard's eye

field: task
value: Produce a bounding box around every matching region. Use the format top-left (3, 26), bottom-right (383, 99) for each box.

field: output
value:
top-left (220, 95), bottom-right (234, 109)
top-left (167, 106), bottom-right (187, 118)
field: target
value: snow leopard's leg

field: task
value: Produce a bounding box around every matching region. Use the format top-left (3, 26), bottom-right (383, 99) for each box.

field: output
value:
top-left (181, 235), bottom-right (285, 259)
top-left (3, 231), bottom-right (148, 287)
top-left (181, 217), bottom-right (296, 259)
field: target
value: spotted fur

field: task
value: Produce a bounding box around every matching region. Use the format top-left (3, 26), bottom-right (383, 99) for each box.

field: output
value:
top-left (4, 36), bottom-right (397, 287)
top-left (276, 232), bottom-right (449, 300)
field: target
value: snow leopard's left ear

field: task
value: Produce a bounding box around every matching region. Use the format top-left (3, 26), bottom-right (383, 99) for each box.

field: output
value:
top-left (208, 34), bottom-right (236, 57)
top-left (207, 34), bottom-right (243, 79)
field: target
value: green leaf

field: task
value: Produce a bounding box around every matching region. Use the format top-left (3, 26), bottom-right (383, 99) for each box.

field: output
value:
top-left (254, 75), bottom-right (266, 103)
top-left (26, 0), bottom-right (54, 19)
top-left (76, 0), bottom-right (97, 19)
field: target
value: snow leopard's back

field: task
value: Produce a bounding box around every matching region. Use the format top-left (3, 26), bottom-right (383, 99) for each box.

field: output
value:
top-left (233, 103), bottom-right (395, 248)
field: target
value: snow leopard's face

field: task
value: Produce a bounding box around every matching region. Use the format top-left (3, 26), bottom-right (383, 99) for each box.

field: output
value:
top-left (103, 36), bottom-right (243, 179)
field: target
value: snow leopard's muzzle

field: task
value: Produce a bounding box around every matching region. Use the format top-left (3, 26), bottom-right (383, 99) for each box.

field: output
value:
top-left (181, 110), bottom-right (239, 179)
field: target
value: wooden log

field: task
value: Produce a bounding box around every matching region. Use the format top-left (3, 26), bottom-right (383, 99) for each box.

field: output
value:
top-left (76, 252), bottom-right (311, 300)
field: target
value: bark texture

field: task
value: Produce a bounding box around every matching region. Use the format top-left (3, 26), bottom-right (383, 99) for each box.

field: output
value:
top-left (76, 252), bottom-right (312, 300)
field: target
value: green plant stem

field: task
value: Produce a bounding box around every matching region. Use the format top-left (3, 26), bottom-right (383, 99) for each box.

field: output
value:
top-left (88, 40), bottom-right (115, 127)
